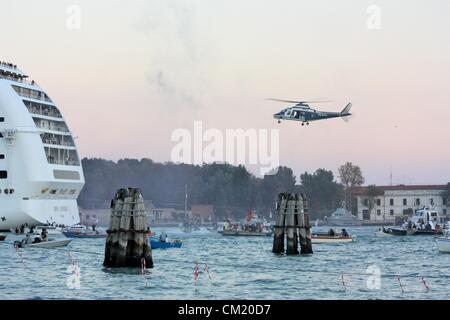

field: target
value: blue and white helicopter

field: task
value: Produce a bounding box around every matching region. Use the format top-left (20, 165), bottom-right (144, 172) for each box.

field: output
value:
top-left (269, 98), bottom-right (352, 126)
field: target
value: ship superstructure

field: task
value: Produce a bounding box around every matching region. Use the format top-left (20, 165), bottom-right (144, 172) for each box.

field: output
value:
top-left (0, 61), bottom-right (84, 230)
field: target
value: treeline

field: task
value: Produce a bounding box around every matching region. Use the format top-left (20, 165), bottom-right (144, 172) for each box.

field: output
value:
top-left (78, 158), bottom-right (349, 219)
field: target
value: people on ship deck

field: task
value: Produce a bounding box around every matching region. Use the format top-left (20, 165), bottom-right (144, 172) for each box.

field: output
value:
top-left (328, 228), bottom-right (335, 236)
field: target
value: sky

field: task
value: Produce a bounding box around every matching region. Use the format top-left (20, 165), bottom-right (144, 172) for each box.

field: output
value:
top-left (2, 0), bottom-right (450, 185)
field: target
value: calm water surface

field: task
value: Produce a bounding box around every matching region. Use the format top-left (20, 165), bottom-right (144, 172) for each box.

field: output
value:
top-left (1, 226), bottom-right (449, 300)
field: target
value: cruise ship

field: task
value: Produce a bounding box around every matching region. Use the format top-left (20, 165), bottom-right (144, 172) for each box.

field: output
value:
top-left (0, 61), bottom-right (84, 230)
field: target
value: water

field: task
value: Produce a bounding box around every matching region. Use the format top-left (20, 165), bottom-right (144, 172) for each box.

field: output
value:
top-left (1, 226), bottom-right (450, 300)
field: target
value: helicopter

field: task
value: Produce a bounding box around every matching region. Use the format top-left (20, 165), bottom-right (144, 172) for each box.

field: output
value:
top-left (268, 99), bottom-right (352, 126)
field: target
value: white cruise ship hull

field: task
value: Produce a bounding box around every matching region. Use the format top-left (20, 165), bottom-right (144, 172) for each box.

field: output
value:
top-left (0, 199), bottom-right (80, 230)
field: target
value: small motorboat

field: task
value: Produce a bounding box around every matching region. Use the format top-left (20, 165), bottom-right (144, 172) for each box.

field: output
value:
top-left (62, 224), bottom-right (107, 238)
top-left (312, 228), bottom-right (356, 244)
top-left (408, 229), bottom-right (444, 236)
top-left (63, 231), bottom-right (107, 238)
top-left (13, 238), bottom-right (72, 248)
top-left (311, 233), bottom-right (356, 244)
top-left (399, 207), bottom-right (446, 236)
top-left (376, 226), bottom-right (443, 237)
top-left (375, 227), bottom-right (407, 236)
top-left (149, 237), bottom-right (182, 249)
top-left (436, 236), bottom-right (450, 253)
top-left (375, 230), bottom-right (393, 237)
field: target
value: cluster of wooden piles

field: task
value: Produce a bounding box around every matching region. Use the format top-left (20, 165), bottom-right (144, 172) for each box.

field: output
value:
top-left (103, 188), bottom-right (153, 268)
top-left (272, 193), bottom-right (313, 255)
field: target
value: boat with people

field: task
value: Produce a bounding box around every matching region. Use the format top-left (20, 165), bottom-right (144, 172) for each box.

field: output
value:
top-left (219, 210), bottom-right (273, 237)
top-left (378, 207), bottom-right (446, 236)
top-left (376, 227), bottom-right (406, 236)
top-left (13, 227), bottom-right (71, 248)
top-left (311, 228), bottom-right (356, 244)
top-left (150, 237), bottom-right (182, 249)
top-left (62, 224), bottom-right (107, 238)
top-left (14, 238), bottom-right (71, 248)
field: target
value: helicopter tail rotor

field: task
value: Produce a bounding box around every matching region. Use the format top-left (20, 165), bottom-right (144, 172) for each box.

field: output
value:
top-left (340, 103), bottom-right (353, 122)
top-left (340, 103), bottom-right (352, 115)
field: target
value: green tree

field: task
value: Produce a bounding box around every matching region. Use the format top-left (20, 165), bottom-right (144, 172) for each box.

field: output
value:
top-left (260, 166), bottom-right (297, 209)
top-left (338, 162), bottom-right (365, 211)
top-left (300, 169), bottom-right (344, 219)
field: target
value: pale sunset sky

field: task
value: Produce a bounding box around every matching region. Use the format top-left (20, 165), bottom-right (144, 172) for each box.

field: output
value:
top-left (2, 0), bottom-right (450, 185)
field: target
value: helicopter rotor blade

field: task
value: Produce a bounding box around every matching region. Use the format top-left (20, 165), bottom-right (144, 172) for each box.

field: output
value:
top-left (266, 98), bottom-right (333, 104)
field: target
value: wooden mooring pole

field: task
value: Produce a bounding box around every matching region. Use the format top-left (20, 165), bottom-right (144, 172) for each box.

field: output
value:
top-left (272, 193), bottom-right (287, 253)
top-left (272, 192), bottom-right (313, 255)
top-left (103, 188), bottom-right (153, 268)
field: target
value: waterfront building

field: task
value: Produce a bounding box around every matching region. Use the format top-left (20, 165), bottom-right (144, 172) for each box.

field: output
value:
top-left (352, 185), bottom-right (449, 223)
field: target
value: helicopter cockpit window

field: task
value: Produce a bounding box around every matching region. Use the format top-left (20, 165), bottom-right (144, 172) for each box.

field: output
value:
top-left (286, 109), bottom-right (292, 117)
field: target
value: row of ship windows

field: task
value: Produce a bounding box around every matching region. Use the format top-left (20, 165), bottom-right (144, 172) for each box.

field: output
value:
top-left (41, 132), bottom-right (75, 147)
top-left (12, 85), bottom-right (52, 103)
top-left (0, 113), bottom-right (74, 148)
top-left (45, 146), bottom-right (80, 166)
top-left (0, 146), bottom-right (79, 167)
top-left (33, 117), bottom-right (69, 133)
top-left (24, 100), bottom-right (62, 118)
top-left (0, 152), bottom-right (79, 168)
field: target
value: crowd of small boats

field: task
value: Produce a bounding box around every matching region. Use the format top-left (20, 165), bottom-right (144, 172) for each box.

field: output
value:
top-left (2, 223), bottom-right (184, 250)
top-left (2, 206), bottom-right (449, 254)
top-left (219, 210), bottom-right (273, 236)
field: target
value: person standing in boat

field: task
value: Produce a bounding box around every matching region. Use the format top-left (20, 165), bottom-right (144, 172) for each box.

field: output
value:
top-left (41, 228), bottom-right (48, 242)
top-left (341, 229), bottom-right (349, 237)
top-left (23, 234), bottom-right (33, 245)
top-left (159, 232), bottom-right (168, 242)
